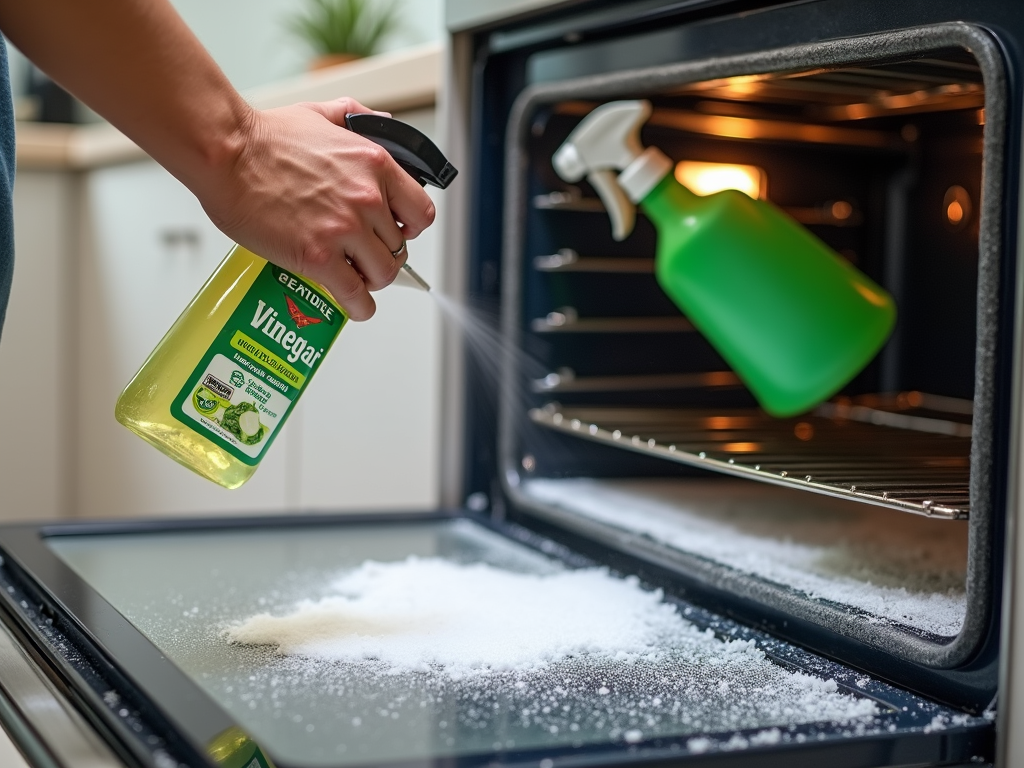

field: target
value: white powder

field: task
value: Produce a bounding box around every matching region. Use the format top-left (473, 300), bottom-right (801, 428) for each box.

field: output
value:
top-left (687, 737), bottom-right (712, 753)
top-left (226, 555), bottom-right (879, 734)
top-left (522, 478), bottom-right (968, 636)
top-left (749, 727), bottom-right (782, 746)
top-left (227, 557), bottom-right (686, 674)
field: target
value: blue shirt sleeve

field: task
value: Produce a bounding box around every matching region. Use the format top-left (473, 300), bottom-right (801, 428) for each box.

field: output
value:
top-left (0, 43), bottom-right (15, 340)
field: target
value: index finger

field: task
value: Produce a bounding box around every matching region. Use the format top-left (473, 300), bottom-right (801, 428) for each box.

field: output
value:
top-left (383, 161), bottom-right (436, 240)
top-left (306, 97), bottom-right (391, 127)
top-left (302, 256), bottom-right (377, 322)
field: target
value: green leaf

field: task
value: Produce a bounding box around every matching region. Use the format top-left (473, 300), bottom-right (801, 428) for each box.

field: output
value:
top-left (286, 0), bottom-right (402, 57)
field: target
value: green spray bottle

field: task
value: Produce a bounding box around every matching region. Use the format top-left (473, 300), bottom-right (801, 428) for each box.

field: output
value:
top-left (552, 100), bottom-right (896, 417)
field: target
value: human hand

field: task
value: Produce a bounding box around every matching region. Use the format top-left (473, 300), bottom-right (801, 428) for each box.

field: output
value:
top-left (0, 1), bottom-right (434, 320)
top-left (197, 97), bottom-right (436, 321)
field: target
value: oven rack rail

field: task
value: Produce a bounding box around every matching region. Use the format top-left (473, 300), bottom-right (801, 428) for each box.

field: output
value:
top-left (528, 404), bottom-right (971, 519)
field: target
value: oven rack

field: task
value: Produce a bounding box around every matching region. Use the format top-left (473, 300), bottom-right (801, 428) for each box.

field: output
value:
top-left (528, 403), bottom-right (972, 519)
top-left (531, 313), bottom-right (694, 333)
top-left (533, 196), bottom-right (867, 227)
top-left (532, 369), bottom-right (742, 394)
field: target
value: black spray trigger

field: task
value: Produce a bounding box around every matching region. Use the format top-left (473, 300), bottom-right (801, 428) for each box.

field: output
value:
top-left (345, 113), bottom-right (458, 189)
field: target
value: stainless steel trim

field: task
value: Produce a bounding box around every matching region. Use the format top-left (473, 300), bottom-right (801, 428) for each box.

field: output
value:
top-left (438, 32), bottom-right (475, 509)
top-left (445, 0), bottom-right (577, 32)
top-left (0, 620), bottom-right (123, 768)
top-left (995, 22), bottom-right (1024, 765)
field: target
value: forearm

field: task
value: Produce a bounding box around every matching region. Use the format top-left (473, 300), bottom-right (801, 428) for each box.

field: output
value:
top-left (0, 0), bottom-right (251, 191)
top-left (0, 0), bottom-right (437, 321)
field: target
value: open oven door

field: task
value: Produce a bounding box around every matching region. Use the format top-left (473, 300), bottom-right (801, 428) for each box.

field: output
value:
top-left (0, 512), bottom-right (995, 768)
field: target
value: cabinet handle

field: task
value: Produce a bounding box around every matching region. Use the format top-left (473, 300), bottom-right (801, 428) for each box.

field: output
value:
top-left (159, 227), bottom-right (200, 255)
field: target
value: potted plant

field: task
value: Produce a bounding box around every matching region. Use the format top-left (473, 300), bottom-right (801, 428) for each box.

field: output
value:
top-left (288, 0), bottom-right (402, 70)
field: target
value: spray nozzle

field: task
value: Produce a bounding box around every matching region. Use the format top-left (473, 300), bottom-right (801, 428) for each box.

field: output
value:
top-left (345, 114), bottom-right (458, 190)
top-left (552, 100), bottom-right (673, 241)
top-left (394, 263), bottom-right (431, 291)
top-left (345, 114), bottom-right (460, 292)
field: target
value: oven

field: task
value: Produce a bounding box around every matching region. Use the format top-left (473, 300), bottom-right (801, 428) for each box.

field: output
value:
top-left (0, 1), bottom-right (1020, 767)
top-left (442, 0), bottom-right (1023, 761)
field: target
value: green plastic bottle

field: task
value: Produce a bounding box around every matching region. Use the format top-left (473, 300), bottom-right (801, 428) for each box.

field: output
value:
top-left (553, 100), bottom-right (895, 416)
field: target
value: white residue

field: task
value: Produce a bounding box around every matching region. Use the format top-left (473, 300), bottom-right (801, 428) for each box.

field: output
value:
top-left (227, 557), bottom-right (682, 674)
top-left (226, 556), bottom-right (878, 731)
top-left (522, 478), bottom-right (967, 636)
top-left (687, 737), bottom-right (713, 753)
top-left (749, 727), bottom-right (782, 745)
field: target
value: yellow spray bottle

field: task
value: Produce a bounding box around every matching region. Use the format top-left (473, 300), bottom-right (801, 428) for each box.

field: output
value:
top-left (115, 116), bottom-right (456, 488)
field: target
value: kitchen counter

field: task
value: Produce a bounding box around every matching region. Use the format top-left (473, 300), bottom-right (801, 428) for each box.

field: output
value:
top-left (14, 42), bottom-right (441, 170)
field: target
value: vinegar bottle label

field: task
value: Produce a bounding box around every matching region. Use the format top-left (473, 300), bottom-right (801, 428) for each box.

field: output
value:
top-left (170, 263), bottom-right (346, 465)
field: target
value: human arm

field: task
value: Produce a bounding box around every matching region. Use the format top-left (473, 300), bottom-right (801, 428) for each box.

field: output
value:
top-left (0, 0), bottom-right (435, 320)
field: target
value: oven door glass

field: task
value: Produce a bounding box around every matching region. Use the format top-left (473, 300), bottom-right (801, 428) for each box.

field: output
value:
top-left (0, 514), bottom-right (984, 767)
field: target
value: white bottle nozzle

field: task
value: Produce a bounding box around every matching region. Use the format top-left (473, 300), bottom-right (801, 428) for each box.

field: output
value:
top-left (552, 100), bottom-right (672, 241)
top-left (394, 262), bottom-right (431, 291)
top-left (553, 101), bottom-right (650, 180)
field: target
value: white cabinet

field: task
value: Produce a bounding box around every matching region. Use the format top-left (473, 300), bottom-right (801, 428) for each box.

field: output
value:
top-left (2, 107), bottom-right (445, 520)
top-left (292, 109), bottom-right (444, 511)
top-left (73, 160), bottom-right (292, 518)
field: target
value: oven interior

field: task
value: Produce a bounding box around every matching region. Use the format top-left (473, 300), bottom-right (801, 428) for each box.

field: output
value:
top-left (484, 42), bottom-right (999, 704)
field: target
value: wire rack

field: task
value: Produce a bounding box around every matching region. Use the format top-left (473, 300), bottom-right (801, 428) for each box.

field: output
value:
top-left (529, 398), bottom-right (972, 520)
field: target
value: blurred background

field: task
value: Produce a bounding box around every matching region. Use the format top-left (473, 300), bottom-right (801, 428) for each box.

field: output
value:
top-left (6, 0), bottom-right (445, 98)
top-left (0, 0), bottom-right (451, 522)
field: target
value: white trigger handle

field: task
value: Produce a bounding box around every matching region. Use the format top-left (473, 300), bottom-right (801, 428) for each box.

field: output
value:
top-left (588, 170), bottom-right (635, 242)
top-left (551, 100), bottom-right (653, 241)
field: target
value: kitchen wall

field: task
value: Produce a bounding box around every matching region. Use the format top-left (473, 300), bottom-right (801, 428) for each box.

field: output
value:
top-left (5, 0), bottom-right (445, 97)
top-left (170, 0), bottom-right (445, 91)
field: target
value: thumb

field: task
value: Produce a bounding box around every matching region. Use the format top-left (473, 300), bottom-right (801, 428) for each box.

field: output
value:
top-left (305, 97), bottom-right (391, 127)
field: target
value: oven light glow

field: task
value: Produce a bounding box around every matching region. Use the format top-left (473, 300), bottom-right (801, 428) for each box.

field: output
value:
top-left (831, 201), bottom-right (853, 221)
top-left (794, 422), bottom-right (815, 441)
top-left (947, 200), bottom-right (964, 224)
top-left (721, 442), bottom-right (761, 453)
top-left (675, 161), bottom-right (766, 199)
top-left (704, 416), bottom-right (756, 429)
top-left (943, 185), bottom-right (972, 229)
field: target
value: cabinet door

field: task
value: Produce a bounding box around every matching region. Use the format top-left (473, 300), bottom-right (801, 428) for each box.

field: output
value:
top-left (74, 161), bottom-right (292, 517)
top-left (290, 108), bottom-right (444, 511)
